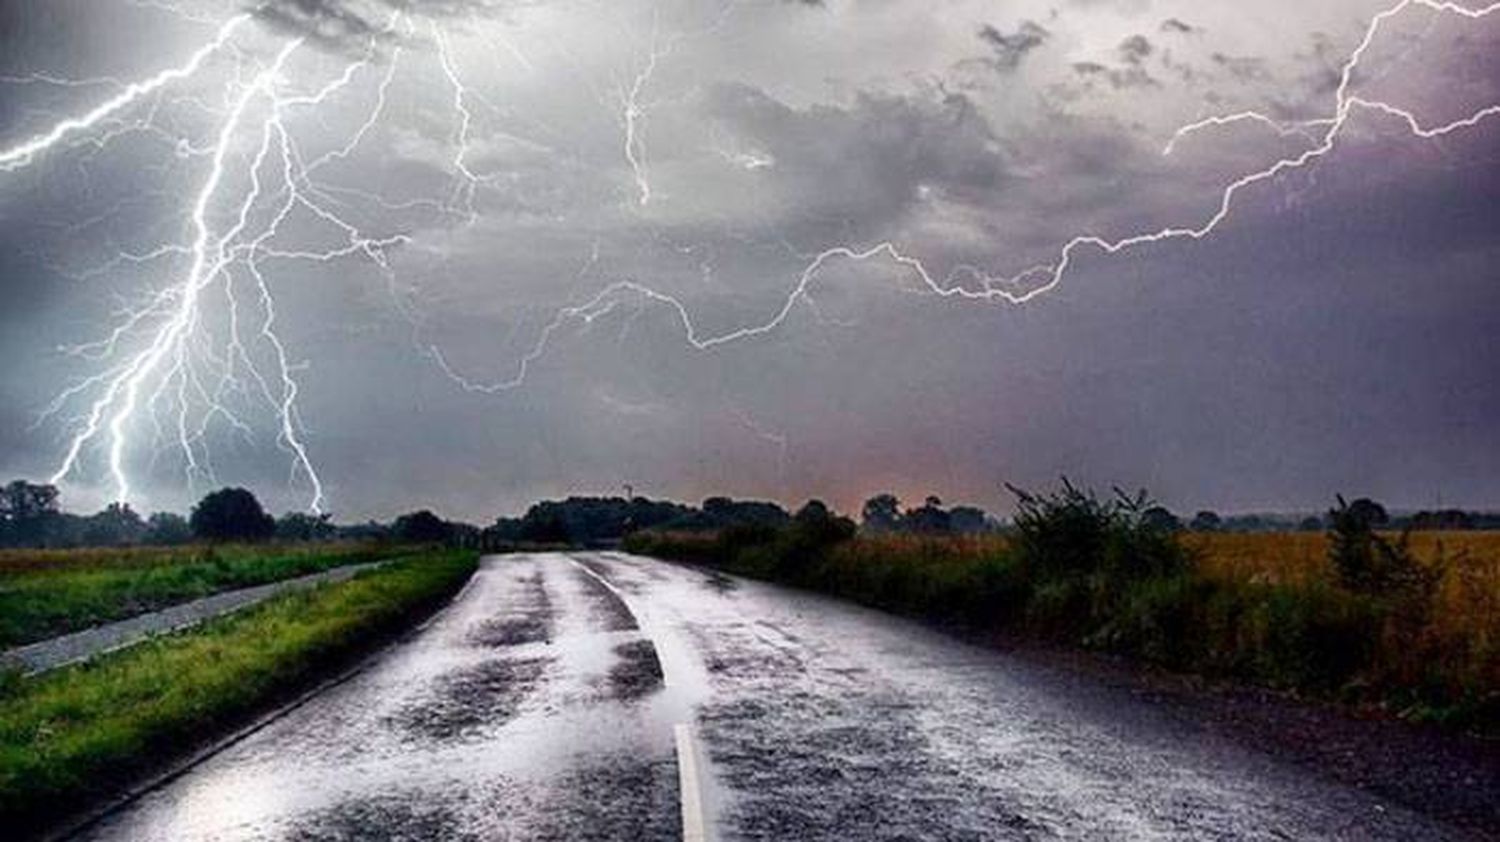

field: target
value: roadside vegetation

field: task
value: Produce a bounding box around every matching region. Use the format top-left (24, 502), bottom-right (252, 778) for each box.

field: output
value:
top-left (627, 485), bottom-right (1500, 732)
top-left (0, 542), bottom-right (414, 647)
top-left (0, 549), bottom-right (478, 832)
top-left (0, 481), bottom-right (497, 649)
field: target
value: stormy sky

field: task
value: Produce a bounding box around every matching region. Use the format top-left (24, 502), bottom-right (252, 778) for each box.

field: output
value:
top-left (0, 0), bottom-right (1496, 521)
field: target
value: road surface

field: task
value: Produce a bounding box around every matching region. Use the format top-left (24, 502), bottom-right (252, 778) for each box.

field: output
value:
top-left (73, 552), bottom-right (1467, 841)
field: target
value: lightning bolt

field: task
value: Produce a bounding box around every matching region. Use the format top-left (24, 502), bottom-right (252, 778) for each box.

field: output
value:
top-left (621, 14), bottom-right (668, 207)
top-left (0, 14), bottom-right (249, 172)
top-left (48, 40), bottom-right (304, 504)
top-left (12, 9), bottom-right (414, 512)
top-left (432, 22), bottom-right (484, 224)
top-left (430, 0), bottom-right (1500, 395)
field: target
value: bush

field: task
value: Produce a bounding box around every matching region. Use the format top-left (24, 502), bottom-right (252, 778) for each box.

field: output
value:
top-left (1007, 479), bottom-right (1192, 583)
top-left (1248, 584), bottom-right (1378, 692)
top-left (1328, 496), bottom-right (1431, 596)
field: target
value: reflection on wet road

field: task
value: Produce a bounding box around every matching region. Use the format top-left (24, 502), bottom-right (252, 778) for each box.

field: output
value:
top-left (77, 553), bottom-right (1463, 841)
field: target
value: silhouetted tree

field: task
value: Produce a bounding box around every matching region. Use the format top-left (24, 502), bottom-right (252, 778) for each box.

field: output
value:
top-left (0, 480), bottom-right (61, 546)
top-left (1408, 509), bottom-right (1475, 531)
top-left (949, 506), bottom-right (990, 534)
top-left (82, 502), bottom-right (145, 546)
top-left (861, 493), bottom-right (902, 533)
top-left (519, 509), bottom-right (570, 543)
top-left (393, 510), bottom-right (452, 544)
top-left (1345, 498), bottom-right (1390, 529)
top-left (903, 495), bottom-right (953, 534)
top-left (337, 520), bottom-right (392, 542)
top-left (790, 499), bottom-right (857, 548)
top-left (190, 488), bottom-right (275, 543)
top-left (1189, 510), bottom-right (1223, 532)
top-left (1141, 506), bottom-right (1182, 533)
top-left (144, 512), bottom-right (193, 545)
top-left (693, 497), bottom-right (788, 530)
top-left (277, 511), bottom-right (335, 542)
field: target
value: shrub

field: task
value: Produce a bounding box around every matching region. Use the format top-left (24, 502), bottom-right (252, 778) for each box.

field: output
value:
top-left (1247, 584), bottom-right (1378, 692)
top-left (1006, 478), bottom-right (1191, 583)
top-left (1327, 496), bottom-right (1433, 596)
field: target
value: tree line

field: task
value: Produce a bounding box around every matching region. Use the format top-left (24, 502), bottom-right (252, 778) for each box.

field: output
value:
top-left (3, 476), bottom-right (1496, 551)
top-left (0, 480), bottom-right (469, 548)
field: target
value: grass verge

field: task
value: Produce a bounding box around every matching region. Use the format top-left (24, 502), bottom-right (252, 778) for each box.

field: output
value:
top-left (0, 549), bottom-right (477, 832)
top-left (0, 543), bottom-right (424, 647)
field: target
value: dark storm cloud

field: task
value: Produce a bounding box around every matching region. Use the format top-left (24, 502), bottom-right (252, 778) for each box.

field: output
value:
top-left (249, 0), bottom-right (506, 48)
top-left (1070, 62), bottom-right (1157, 91)
top-left (1064, 38), bottom-right (1158, 92)
top-left (1118, 35), bottom-right (1153, 65)
top-left (1211, 52), bottom-right (1270, 82)
top-left (253, 0), bottom-right (383, 46)
top-left (701, 83), bottom-right (1008, 227)
top-left (976, 21), bottom-right (1050, 72)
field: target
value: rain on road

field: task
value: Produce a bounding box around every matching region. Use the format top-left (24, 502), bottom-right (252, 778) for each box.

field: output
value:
top-left (73, 553), bottom-right (1465, 841)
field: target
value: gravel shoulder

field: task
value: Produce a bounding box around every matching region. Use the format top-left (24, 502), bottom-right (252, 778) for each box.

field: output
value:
top-left (972, 634), bottom-right (1500, 838)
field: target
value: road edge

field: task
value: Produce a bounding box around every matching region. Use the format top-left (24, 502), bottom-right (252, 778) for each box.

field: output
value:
top-left (38, 557), bottom-right (484, 842)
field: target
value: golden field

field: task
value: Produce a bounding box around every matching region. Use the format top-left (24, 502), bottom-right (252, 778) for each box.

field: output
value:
top-left (1190, 531), bottom-right (1500, 665)
top-left (842, 530), bottom-right (1500, 620)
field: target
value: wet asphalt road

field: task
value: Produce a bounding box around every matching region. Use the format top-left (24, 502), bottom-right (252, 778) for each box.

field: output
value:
top-left (75, 553), bottom-right (1467, 841)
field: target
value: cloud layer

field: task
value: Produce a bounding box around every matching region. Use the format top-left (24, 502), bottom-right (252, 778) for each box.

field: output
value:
top-left (0, 0), bottom-right (1496, 519)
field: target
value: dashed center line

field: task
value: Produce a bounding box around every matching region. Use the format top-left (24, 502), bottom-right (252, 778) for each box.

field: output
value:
top-left (675, 722), bottom-right (708, 842)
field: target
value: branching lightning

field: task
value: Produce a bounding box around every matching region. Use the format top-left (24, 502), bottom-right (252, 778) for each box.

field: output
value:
top-left (7, 8), bottom-right (415, 511)
top-left (621, 14), bottom-right (668, 207)
top-left (430, 0), bottom-right (1500, 396)
top-left (0, 15), bottom-right (250, 173)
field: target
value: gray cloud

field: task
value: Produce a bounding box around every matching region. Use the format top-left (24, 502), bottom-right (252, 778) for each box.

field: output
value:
top-left (1211, 52), bottom-right (1270, 82)
top-left (1118, 34), bottom-right (1153, 65)
top-left (249, 0), bottom-right (506, 48)
top-left (976, 21), bottom-right (1050, 72)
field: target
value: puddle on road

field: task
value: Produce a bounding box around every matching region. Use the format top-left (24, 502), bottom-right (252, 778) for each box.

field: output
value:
top-left (524, 753), bottom-right (680, 842)
top-left (468, 571), bottom-right (553, 647)
top-left (286, 791), bottom-right (475, 842)
top-left (469, 614), bottom-right (551, 647)
top-left (388, 655), bottom-right (552, 742)
top-left (604, 639), bottom-right (665, 702)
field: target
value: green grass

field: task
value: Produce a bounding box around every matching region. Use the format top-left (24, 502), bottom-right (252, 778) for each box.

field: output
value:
top-left (0, 550), bottom-right (477, 830)
top-left (0, 543), bottom-right (421, 647)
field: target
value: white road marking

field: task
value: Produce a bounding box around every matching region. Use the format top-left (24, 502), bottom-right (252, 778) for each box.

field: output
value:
top-left (571, 554), bottom-right (715, 840)
top-left (675, 722), bottom-right (708, 842)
